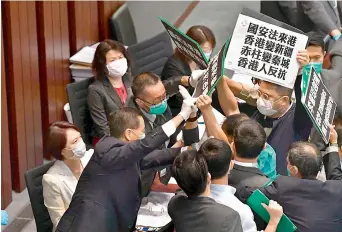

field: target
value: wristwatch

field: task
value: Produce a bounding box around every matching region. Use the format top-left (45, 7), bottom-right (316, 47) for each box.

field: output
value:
top-left (329, 143), bottom-right (339, 147)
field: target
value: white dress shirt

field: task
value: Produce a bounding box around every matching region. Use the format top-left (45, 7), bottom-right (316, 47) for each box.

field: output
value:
top-left (42, 149), bottom-right (93, 230)
top-left (210, 184), bottom-right (257, 232)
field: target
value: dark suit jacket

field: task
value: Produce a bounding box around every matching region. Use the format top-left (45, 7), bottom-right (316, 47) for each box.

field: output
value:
top-left (228, 164), bottom-right (270, 230)
top-left (88, 74), bottom-right (133, 139)
top-left (237, 151), bottom-right (342, 232)
top-left (161, 54), bottom-right (193, 116)
top-left (168, 194), bottom-right (243, 232)
top-left (56, 126), bottom-right (181, 232)
top-left (296, 1), bottom-right (341, 36)
top-left (260, 1), bottom-right (297, 26)
top-left (229, 164), bottom-right (270, 189)
top-left (126, 96), bottom-right (199, 197)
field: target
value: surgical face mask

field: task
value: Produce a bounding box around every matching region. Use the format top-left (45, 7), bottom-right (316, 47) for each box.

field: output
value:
top-left (106, 58), bottom-right (128, 77)
top-left (309, 62), bottom-right (323, 74)
top-left (139, 133), bottom-right (146, 140)
top-left (256, 97), bottom-right (278, 116)
top-left (64, 141), bottom-right (86, 160)
top-left (287, 168), bottom-right (292, 176)
top-left (149, 99), bottom-right (168, 115)
top-left (204, 51), bottom-right (212, 61)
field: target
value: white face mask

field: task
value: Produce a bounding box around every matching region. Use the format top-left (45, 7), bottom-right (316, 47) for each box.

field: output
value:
top-left (64, 141), bottom-right (87, 160)
top-left (106, 58), bottom-right (128, 78)
top-left (256, 97), bottom-right (277, 116)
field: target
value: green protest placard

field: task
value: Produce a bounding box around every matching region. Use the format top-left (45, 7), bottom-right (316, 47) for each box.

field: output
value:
top-left (301, 66), bottom-right (337, 144)
top-left (192, 38), bottom-right (231, 97)
top-left (159, 17), bottom-right (208, 69)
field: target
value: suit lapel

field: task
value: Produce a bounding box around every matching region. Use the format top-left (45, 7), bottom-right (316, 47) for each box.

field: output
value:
top-left (102, 77), bottom-right (123, 109)
top-left (55, 161), bottom-right (78, 194)
top-left (123, 74), bottom-right (133, 99)
top-left (327, 0), bottom-right (339, 18)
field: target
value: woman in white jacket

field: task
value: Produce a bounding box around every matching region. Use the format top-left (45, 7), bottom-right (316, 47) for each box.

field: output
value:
top-left (42, 121), bottom-right (93, 229)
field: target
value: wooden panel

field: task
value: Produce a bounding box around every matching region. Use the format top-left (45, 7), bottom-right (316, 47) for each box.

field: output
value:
top-left (1, 23), bottom-right (13, 209)
top-left (2, 1), bottom-right (43, 191)
top-left (98, 1), bottom-right (124, 41)
top-left (37, 1), bottom-right (71, 159)
top-left (68, 1), bottom-right (99, 55)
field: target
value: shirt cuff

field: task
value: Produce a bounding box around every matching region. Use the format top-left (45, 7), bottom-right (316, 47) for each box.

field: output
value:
top-left (161, 120), bottom-right (177, 137)
top-left (326, 146), bottom-right (339, 154)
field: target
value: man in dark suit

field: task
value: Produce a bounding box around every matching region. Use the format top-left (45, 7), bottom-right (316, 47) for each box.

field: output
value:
top-left (305, 33), bottom-right (342, 151)
top-left (56, 105), bottom-right (194, 232)
top-left (228, 119), bottom-right (270, 189)
top-left (296, 1), bottom-right (341, 48)
top-left (127, 72), bottom-right (199, 196)
top-left (237, 127), bottom-right (342, 232)
top-left (260, 1), bottom-right (297, 26)
top-left (168, 149), bottom-right (243, 232)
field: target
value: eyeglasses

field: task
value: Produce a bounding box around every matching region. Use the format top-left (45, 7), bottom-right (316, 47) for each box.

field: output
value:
top-left (139, 93), bottom-right (168, 106)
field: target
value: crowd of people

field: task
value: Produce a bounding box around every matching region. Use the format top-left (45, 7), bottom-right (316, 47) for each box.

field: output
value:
top-left (40, 2), bottom-right (342, 232)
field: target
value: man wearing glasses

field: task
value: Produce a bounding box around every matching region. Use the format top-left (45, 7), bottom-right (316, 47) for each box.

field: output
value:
top-left (216, 50), bottom-right (313, 175)
top-left (127, 72), bottom-right (199, 197)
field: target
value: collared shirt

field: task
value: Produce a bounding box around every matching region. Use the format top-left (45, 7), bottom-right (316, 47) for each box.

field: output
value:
top-left (234, 160), bottom-right (259, 168)
top-left (141, 110), bottom-right (157, 128)
top-left (210, 184), bottom-right (257, 232)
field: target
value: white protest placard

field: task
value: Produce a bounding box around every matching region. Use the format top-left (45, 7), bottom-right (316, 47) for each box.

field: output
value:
top-left (225, 13), bottom-right (308, 89)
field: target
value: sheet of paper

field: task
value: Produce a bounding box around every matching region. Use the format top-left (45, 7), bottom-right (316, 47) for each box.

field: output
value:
top-left (69, 46), bottom-right (96, 66)
top-left (136, 192), bottom-right (174, 227)
top-left (225, 13), bottom-right (308, 89)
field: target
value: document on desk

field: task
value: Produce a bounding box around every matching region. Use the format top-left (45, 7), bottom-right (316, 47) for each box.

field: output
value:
top-left (136, 192), bottom-right (174, 227)
top-left (69, 46), bottom-right (96, 66)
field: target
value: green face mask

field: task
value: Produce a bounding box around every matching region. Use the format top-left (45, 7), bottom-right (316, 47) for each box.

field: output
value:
top-left (304, 62), bottom-right (323, 74)
top-left (149, 99), bottom-right (167, 115)
top-left (287, 168), bottom-right (292, 176)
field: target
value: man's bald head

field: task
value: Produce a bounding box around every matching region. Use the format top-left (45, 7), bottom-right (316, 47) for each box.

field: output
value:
top-left (287, 142), bottom-right (322, 179)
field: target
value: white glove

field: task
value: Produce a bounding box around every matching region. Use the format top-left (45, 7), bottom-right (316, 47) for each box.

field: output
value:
top-left (179, 85), bottom-right (197, 113)
top-left (189, 70), bottom-right (206, 88)
top-left (179, 99), bottom-right (194, 121)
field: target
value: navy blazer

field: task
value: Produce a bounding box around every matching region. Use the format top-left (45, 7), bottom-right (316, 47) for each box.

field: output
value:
top-left (56, 126), bottom-right (181, 232)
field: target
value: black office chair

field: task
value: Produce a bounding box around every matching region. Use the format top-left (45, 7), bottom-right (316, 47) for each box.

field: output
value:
top-left (127, 31), bottom-right (173, 77)
top-left (25, 162), bottom-right (55, 232)
top-left (109, 3), bottom-right (137, 46)
top-left (66, 77), bottom-right (94, 146)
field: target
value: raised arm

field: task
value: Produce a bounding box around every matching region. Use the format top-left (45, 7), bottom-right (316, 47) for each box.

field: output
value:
top-left (197, 95), bottom-right (229, 144)
top-left (324, 125), bottom-right (342, 180)
top-left (293, 50), bottom-right (313, 140)
top-left (101, 100), bottom-right (193, 168)
top-left (216, 76), bottom-right (240, 116)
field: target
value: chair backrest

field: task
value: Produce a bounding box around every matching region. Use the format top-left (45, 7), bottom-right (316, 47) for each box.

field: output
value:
top-left (66, 77), bottom-right (94, 145)
top-left (109, 3), bottom-right (137, 46)
top-left (127, 31), bottom-right (173, 77)
top-left (25, 162), bottom-right (55, 232)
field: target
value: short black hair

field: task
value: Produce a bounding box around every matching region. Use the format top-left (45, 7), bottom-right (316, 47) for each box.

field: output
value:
top-left (288, 142), bottom-right (322, 179)
top-left (131, 72), bottom-right (161, 98)
top-left (199, 138), bottom-right (232, 179)
top-left (233, 119), bottom-right (266, 159)
top-left (306, 31), bottom-right (325, 53)
top-left (172, 150), bottom-right (208, 197)
top-left (108, 107), bottom-right (142, 138)
top-left (221, 113), bottom-right (249, 137)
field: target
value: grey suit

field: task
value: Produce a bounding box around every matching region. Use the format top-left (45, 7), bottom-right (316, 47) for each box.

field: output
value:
top-left (309, 37), bottom-right (342, 151)
top-left (168, 194), bottom-right (243, 232)
top-left (296, 1), bottom-right (341, 37)
top-left (88, 74), bottom-right (133, 139)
